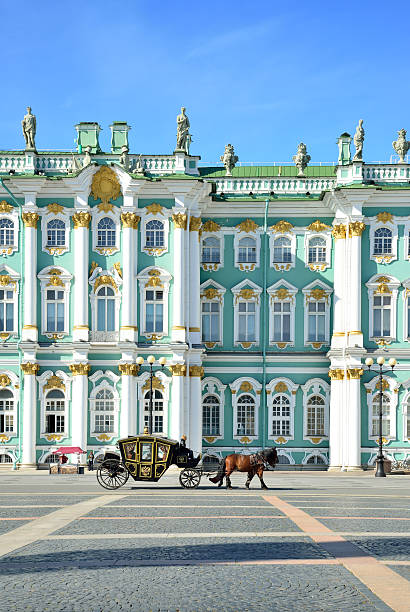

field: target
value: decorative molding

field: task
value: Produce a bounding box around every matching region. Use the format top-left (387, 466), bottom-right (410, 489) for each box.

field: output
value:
top-left (274, 381), bottom-right (288, 393)
top-left (271, 220), bottom-right (293, 234)
top-left (235, 288), bottom-right (259, 303)
top-left (47, 203), bottom-right (63, 215)
top-left (73, 212), bottom-right (91, 228)
top-left (145, 269), bottom-right (163, 288)
top-left (239, 381), bottom-right (253, 392)
top-left (376, 211), bottom-right (393, 224)
top-left (142, 376), bottom-right (164, 391)
top-left (349, 221), bottom-right (366, 237)
top-left (21, 362), bottom-right (39, 375)
top-left (202, 220), bottom-right (221, 232)
top-left (44, 375), bottom-right (65, 391)
top-left (0, 374), bottom-right (11, 387)
top-left (189, 216), bottom-right (202, 231)
top-left (332, 224), bottom-right (346, 240)
top-left (120, 212), bottom-right (140, 229)
top-left (307, 220), bottom-right (331, 232)
top-left (94, 275), bottom-right (118, 293)
top-left (22, 212), bottom-right (39, 228)
top-left (113, 262), bottom-right (122, 278)
top-left (0, 201), bottom-right (12, 213)
top-left (347, 368), bottom-right (363, 380)
top-left (118, 363), bottom-right (139, 376)
top-left (69, 363), bottom-right (90, 376)
top-left (236, 219), bottom-right (258, 233)
top-left (146, 203), bottom-right (163, 215)
top-left (328, 369), bottom-right (344, 380)
top-left (172, 213), bottom-right (187, 229)
top-left (91, 166), bottom-right (121, 206)
top-left (189, 366), bottom-right (204, 378)
top-left (170, 364), bottom-right (186, 377)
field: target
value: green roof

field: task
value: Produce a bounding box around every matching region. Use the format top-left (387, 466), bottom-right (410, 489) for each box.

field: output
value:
top-left (199, 165), bottom-right (336, 178)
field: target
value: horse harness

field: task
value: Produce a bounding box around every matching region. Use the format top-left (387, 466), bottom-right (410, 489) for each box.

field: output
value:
top-left (249, 452), bottom-right (267, 469)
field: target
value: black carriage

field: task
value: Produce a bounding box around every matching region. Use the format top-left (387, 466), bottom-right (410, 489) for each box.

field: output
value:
top-left (96, 434), bottom-right (219, 490)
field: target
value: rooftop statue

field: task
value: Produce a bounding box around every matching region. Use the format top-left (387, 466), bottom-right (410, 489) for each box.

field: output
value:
top-left (293, 142), bottom-right (311, 177)
top-left (176, 106), bottom-right (191, 154)
top-left (134, 154), bottom-right (145, 175)
top-left (220, 144), bottom-right (238, 176)
top-left (352, 119), bottom-right (365, 162)
top-left (83, 146), bottom-right (92, 168)
top-left (393, 128), bottom-right (410, 163)
top-left (119, 145), bottom-right (130, 170)
top-left (21, 106), bottom-right (36, 150)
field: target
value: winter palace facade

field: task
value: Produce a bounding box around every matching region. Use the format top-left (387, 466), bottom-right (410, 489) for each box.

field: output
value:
top-left (1, 115), bottom-right (410, 470)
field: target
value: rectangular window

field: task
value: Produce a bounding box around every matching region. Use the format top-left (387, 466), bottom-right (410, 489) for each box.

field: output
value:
top-left (236, 404), bottom-right (255, 435)
top-left (202, 302), bottom-right (220, 342)
top-left (45, 414), bottom-right (65, 434)
top-left (95, 414), bottom-right (114, 433)
top-left (373, 295), bottom-right (391, 337)
top-left (145, 290), bottom-right (163, 333)
top-left (307, 406), bottom-right (325, 436)
top-left (273, 302), bottom-right (291, 342)
top-left (0, 414), bottom-right (13, 433)
top-left (307, 301), bottom-right (326, 342)
top-left (0, 290), bottom-right (14, 332)
top-left (46, 290), bottom-right (65, 332)
top-left (238, 302), bottom-right (256, 342)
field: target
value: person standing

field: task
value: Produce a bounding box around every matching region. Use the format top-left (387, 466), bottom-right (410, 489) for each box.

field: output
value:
top-left (88, 450), bottom-right (94, 471)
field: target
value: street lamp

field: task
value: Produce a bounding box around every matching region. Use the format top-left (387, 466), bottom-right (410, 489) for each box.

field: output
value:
top-left (365, 355), bottom-right (397, 477)
top-left (137, 355), bottom-right (167, 434)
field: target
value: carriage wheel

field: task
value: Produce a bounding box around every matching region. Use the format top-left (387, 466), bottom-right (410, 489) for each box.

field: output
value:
top-left (179, 468), bottom-right (201, 489)
top-left (96, 459), bottom-right (129, 490)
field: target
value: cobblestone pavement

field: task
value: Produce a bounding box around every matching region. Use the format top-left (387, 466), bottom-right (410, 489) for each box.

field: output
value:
top-left (0, 471), bottom-right (409, 611)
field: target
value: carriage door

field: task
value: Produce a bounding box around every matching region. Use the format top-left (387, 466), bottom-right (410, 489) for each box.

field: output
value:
top-left (155, 441), bottom-right (171, 479)
top-left (138, 440), bottom-right (153, 479)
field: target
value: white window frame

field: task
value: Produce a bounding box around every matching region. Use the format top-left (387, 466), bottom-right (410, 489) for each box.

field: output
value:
top-left (403, 221), bottom-right (410, 261)
top-left (89, 264), bottom-right (123, 342)
top-left (137, 266), bottom-right (171, 340)
top-left (269, 228), bottom-right (296, 271)
top-left (232, 280), bottom-right (262, 348)
top-left (41, 205), bottom-right (70, 255)
top-left (89, 379), bottom-right (119, 438)
top-left (201, 377), bottom-right (226, 441)
top-left (38, 266), bottom-right (72, 339)
top-left (366, 274), bottom-right (400, 342)
top-left (302, 281), bottom-right (333, 349)
top-left (266, 378), bottom-right (298, 442)
top-left (136, 370), bottom-right (170, 436)
top-left (304, 227), bottom-right (331, 271)
top-left (230, 377), bottom-right (261, 442)
top-left (368, 215), bottom-right (398, 264)
top-left (302, 378), bottom-right (330, 441)
top-left (141, 207), bottom-right (170, 256)
top-left (401, 384), bottom-right (410, 442)
top-left (0, 264), bottom-right (20, 339)
top-left (364, 375), bottom-right (399, 441)
top-left (234, 228), bottom-right (261, 272)
top-left (402, 279), bottom-right (410, 342)
top-left (200, 280), bottom-right (226, 348)
top-left (0, 202), bottom-right (19, 257)
top-left (0, 370), bottom-right (19, 438)
top-left (92, 206), bottom-right (121, 255)
top-left (267, 280), bottom-right (297, 348)
top-left (201, 229), bottom-right (224, 271)
top-left (37, 370), bottom-right (72, 441)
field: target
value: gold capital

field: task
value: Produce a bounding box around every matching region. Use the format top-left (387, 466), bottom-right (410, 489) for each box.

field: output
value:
top-left (118, 363), bottom-right (139, 376)
top-left (69, 363), bottom-right (90, 376)
top-left (170, 364), bottom-right (186, 377)
top-left (22, 212), bottom-right (39, 228)
top-left (21, 362), bottom-right (39, 375)
top-left (347, 368), bottom-right (364, 379)
top-left (73, 212), bottom-right (91, 228)
top-left (189, 365), bottom-right (204, 377)
top-left (189, 216), bottom-right (202, 231)
top-left (328, 368), bottom-right (344, 380)
top-left (121, 212), bottom-right (140, 229)
top-left (349, 221), bottom-right (366, 237)
top-left (172, 213), bottom-right (187, 229)
top-left (332, 224), bottom-right (346, 240)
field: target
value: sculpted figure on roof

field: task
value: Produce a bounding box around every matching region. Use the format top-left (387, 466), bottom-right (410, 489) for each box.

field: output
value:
top-left (353, 119), bottom-right (365, 162)
top-left (176, 106), bottom-right (191, 154)
top-left (393, 128), bottom-right (410, 163)
top-left (21, 106), bottom-right (36, 150)
top-left (293, 142), bottom-right (311, 177)
top-left (220, 144), bottom-right (238, 176)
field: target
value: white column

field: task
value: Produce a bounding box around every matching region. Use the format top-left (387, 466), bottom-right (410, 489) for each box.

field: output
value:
top-left (72, 202), bottom-right (91, 342)
top-left (346, 371), bottom-right (363, 470)
top-left (347, 221), bottom-right (366, 348)
top-left (328, 370), bottom-right (344, 470)
top-left (171, 211), bottom-right (187, 342)
top-left (119, 363), bottom-right (137, 437)
top-left (21, 362), bottom-right (39, 467)
top-left (169, 364), bottom-right (186, 440)
top-left (330, 223), bottom-right (347, 349)
top-left (188, 216), bottom-right (201, 345)
top-left (120, 212), bottom-right (139, 341)
top-left (22, 204), bottom-right (39, 342)
top-left (69, 363), bottom-right (89, 460)
top-left (188, 366), bottom-right (203, 454)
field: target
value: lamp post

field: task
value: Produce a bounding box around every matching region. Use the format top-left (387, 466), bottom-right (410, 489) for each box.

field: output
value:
top-left (365, 356), bottom-right (397, 477)
top-left (136, 355), bottom-right (166, 434)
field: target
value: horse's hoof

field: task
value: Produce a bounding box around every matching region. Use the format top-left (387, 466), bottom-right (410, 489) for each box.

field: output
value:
top-left (261, 486), bottom-right (268, 490)
top-left (226, 486), bottom-right (233, 490)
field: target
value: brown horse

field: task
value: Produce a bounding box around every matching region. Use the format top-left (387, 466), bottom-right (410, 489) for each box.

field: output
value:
top-left (209, 448), bottom-right (278, 490)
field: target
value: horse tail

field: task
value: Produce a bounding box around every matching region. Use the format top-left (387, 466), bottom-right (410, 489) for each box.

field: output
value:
top-left (209, 457), bottom-right (226, 484)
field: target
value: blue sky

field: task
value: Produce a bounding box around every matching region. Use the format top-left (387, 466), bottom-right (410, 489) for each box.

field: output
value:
top-left (1, 0), bottom-right (409, 164)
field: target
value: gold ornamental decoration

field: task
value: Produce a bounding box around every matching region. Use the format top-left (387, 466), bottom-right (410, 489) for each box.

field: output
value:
top-left (189, 366), bottom-right (204, 377)
top-left (91, 166), bottom-right (121, 206)
top-left (44, 375), bottom-right (65, 391)
top-left (271, 220), bottom-right (293, 234)
top-left (142, 376), bottom-right (164, 391)
top-left (47, 203), bottom-right (63, 215)
top-left (172, 213), bottom-right (187, 229)
top-left (306, 289), bottom-right (328, 302)
top-left (272, 288), bottom-right (293, 301)
top-left (0, 201), bottom-right (12, 213)
top-left (275, 436), bottom-right (287, 444)
top-left (21, 362), bottom-right (39, 375)
top-left (146, 203), bottom-right (163, 215)
top-left (97, 202), bottom-right (114, 213)
top-left (121, 213), bottom-right (140, 229)
top-left (236, 219), bottom-right (258, 233)
top-left (376, 212), bottom-right (393, 224)
top-left (307, 220), bottom-right (331, 232)
top-left (332, 224), bottom-right (346, 240)
top-left (113, 262), bottom-right (123, 278)
top-left (145, 269), bottom-right (163, 288)
top-left (236, 288), bottom-right (259, 303)
top-left (202, 220), bottom-right (221, 233)
top-left (69, 363), bottom-right (90, 376)
top-left (239, 436), bottom-right (251, 444)
top-left (22, 212), bottom-right (39, 228)
top-left (375, 281), bottom-right (391, 295)
top-left (170, 364), bottom-right (186, 377)
top-left (189, 216), bottom-right (202, 231)
top-left (349, 221), bottom-right (366, 237)
top-left (274, 381), bottom-right (288, 393)
top-left (375, 378), bottom-right (389, 391)
top-left (119, 363), bottom-right (139, 376)
top-left (0, 275), bottom-right (14, 287)
top-left (239, 381), bottom-right (253, 392)
top-left (94, 275), bottom-right (118, 293)
top-left (328, 369), bottom-right (344, 380)
top-left (47, 269), bottom-right (64, 287)
top-left (89, 261), bottom-right (98, 277)
top-left (201, 287), bottom-right (221, 300)
top-left (73, 212), bottom-right (91, 228)
top-left (347, 368), bottom-right (363, 379)
top-left (0, 374), bottom-right (11, 387)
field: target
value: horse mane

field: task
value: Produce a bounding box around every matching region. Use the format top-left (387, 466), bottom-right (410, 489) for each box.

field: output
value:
top-left (261, 447), bottom-right (277, 460)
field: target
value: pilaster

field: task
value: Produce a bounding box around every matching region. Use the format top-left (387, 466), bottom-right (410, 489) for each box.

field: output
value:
top-left (21, 361), bottom-right (39, 467)
top-left (171, 210), bottom-right (187, 343)
top-left (120, 210), bottom-right (140, 341)
top-left (169, 362), bottom-right (186, 440)
top-left (69, 362), bottom-right (90, 458)
top-left (188, 364), bottom-right (204, 454)
top-left (331, 222), bottom-right (347, 349)
top-left (188, 216), bottom-right (202, 345)
top-left (119, 361), bottom-right (139, 437)
top-left (347, 220), bottom-right (366, 348)
top-left (72, 200), bottom-right (91, 342)
top-left (22, 198), bottom-right (39, 342)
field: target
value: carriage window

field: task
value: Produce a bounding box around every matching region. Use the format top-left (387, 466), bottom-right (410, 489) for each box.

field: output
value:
top-left (156, 443), bottom-right (169, 462)
top-left (141, 443), bottom-right (152, 462)
top-left (236, 394), bottom-right (255, 436)
top-left (123, 441), bottom-right (136, 461)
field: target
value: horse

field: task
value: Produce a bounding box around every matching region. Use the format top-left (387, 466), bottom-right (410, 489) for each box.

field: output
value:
top-left (209, 447), bottom-right (278, 490)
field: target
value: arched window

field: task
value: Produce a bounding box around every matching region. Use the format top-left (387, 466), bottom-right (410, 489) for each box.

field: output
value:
top-left (44, 453), bottom-right (60, 464)
top-left (236, 394), bottom-right (255, 436)
top-left (238, 237), bottom-right (256, 263)
top-left (308, 237), bottom-right (326, 264)
top-left (277, 454), bottom-right (291, 465)
top-left (202, 237), bottom-right (220, 263)
top-left (0, 287), bottom-right (15, 332)
top-left (0, 389), bottom-right (14, 433)
top-left (96, 286), bottom-right (115, 332)
top-left (0, 454), bottom-right (12, 463)
top-left (47, 219), bottom-right (65, 247)
top-left (0, 218), bottom-right (14, 246)
top-left (273, 236), bottom-right (291, 263)
top-left (306, 395), bottom-right (325, 436)
top-left (372, 393), bottom-right (390, 437)
top-left (271, 394), bottom-right (290, 436)
top-left (374, 228), bottom-right (392, 255)
top-left (45, 289), bottom-right (65, 332)
top-left (94, 388), bottom-right (115, 433)
top-left (306, 454), bottom-right (326, 465)
top-left (45, 389), bottom-right (65, 434)
top-left (145, 220), bottom-right (164, 248)
top-left (97, 217), bottom-right (116, 247)
top-left (202, 395), bottom-right (220, 436)
top-left (143, 389), bottom-right (164, 434)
